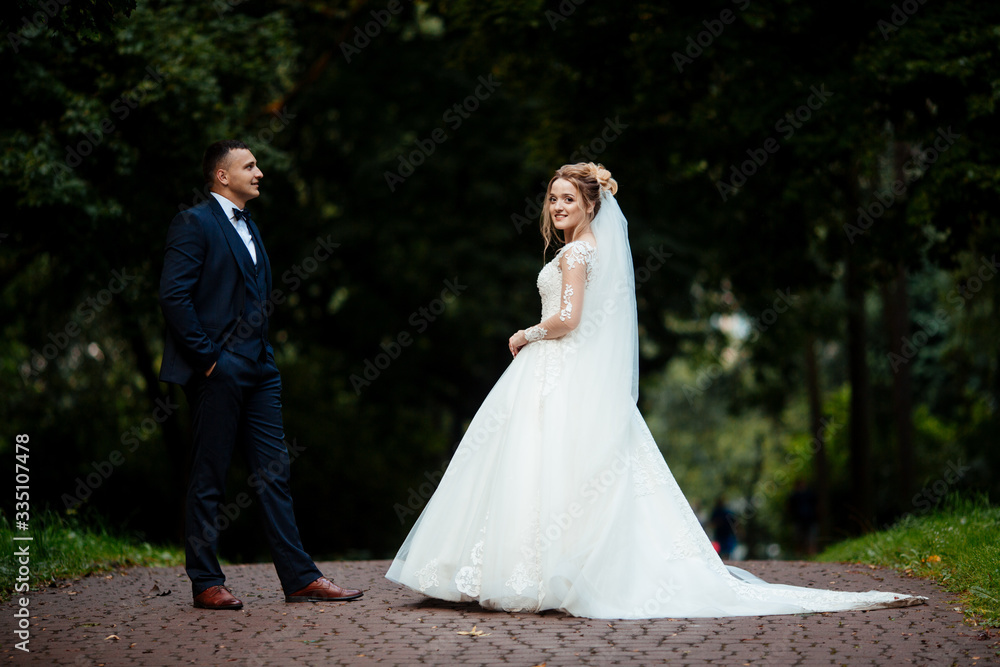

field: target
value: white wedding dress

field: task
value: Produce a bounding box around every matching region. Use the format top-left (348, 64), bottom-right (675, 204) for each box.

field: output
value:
top-left (386, 191), bottom-right (924, 619)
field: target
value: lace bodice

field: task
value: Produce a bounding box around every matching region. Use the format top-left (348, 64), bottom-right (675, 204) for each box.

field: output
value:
top-left (525, 240), bottom-right (597, 342)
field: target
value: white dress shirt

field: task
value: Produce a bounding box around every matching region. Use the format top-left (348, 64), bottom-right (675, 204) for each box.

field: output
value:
top-left (210, 192), bottom-right (257, 265)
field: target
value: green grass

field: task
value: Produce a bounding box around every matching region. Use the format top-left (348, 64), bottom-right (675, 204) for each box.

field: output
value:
top-left (816, 494), bottom-right (1000, 627)
top-left (1, 509), bottom-right (183, 602)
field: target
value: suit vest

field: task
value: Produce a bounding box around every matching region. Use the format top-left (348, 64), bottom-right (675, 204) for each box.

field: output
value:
top-left (226, 246), bottom-right (269, 361)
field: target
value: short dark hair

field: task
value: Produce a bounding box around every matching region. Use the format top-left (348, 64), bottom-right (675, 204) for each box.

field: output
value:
top-left (202, 140), bottom-right (249, 184)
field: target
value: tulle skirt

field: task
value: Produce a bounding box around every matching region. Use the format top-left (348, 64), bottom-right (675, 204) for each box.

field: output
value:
top-left (385, 339), bottom-right (922, 618)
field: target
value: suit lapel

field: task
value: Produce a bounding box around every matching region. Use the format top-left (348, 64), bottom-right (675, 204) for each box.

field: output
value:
top-left (208, 197), bottom-right (256, 281)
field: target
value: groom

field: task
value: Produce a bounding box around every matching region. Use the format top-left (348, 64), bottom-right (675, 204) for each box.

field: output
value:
top-left (159, 140), bottom-right (361, 610)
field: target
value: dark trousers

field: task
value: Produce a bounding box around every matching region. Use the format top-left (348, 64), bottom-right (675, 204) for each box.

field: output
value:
top-left (182, 348), bottom-right (321, 596)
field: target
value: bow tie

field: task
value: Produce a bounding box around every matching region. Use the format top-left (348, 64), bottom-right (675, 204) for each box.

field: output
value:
top-left (232, 207), bottom-right (251, 223)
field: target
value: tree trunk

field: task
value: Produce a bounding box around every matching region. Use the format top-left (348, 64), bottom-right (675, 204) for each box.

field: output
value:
top-left (845, 251), bottom-right (874, 529)
top-left (803, 334), bottom-right (830, 545)
top-left (881, 262), bottom-right (916, 508)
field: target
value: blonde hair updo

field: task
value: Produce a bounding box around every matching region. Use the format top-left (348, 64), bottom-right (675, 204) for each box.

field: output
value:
top-left (540, 162), bottom-right (618, 256)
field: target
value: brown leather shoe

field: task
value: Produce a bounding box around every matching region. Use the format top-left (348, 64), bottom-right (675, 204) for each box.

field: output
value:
top-left (285, 577), bottom-right (363, 602)
top-left (193, 585), bottom-right (243, 610)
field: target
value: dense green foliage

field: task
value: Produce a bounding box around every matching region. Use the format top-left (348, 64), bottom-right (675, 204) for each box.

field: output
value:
top-left (1, 0), bottom-right (997, 562)
top-left (817, 495), bottom-right (1000, 627)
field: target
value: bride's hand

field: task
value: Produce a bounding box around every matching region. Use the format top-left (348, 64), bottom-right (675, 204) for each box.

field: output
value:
top-left (509, 330), bottom-right (528, 357)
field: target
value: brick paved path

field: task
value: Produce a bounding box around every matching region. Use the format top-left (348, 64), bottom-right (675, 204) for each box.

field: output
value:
top-left (3, 560), bottom-right (996, 665)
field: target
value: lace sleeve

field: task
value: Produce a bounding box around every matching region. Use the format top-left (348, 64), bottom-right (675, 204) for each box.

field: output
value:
top-left (525, 325), bottom-right (548, 342)
top-left (523, 242), bottom-right (593, 342)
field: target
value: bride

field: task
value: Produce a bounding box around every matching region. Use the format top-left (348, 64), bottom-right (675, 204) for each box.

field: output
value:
top-left (385, 163), bottom-right (924, 618)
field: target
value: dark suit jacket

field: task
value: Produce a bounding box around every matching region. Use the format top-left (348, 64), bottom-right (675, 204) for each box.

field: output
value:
top-left (159, 196), bottom-right (272, 385)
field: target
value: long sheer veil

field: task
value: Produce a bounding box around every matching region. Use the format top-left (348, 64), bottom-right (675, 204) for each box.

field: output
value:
top-left (566, 188), bottom-right (639, 403)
